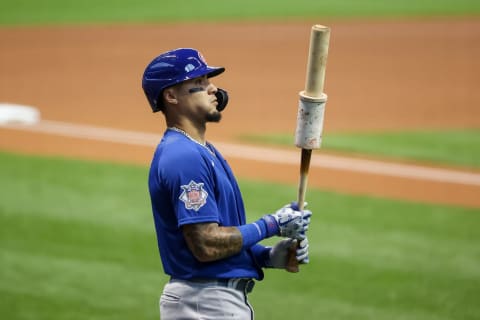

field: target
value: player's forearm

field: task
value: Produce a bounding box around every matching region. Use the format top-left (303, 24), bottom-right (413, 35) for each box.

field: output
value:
top-left (183, 216), bottom-right (281, 263)
top-left (183, 223), bottom-right (243, 262)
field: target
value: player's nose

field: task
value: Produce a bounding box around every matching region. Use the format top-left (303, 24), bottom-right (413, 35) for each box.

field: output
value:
top-left (207, 82), bottom-right (218, 94)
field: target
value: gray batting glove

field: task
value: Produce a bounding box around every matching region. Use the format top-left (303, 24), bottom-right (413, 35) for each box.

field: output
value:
top-left (262, 203), bottom-right (312, 239)
top-left (266, 238), bottom-right (310, 269)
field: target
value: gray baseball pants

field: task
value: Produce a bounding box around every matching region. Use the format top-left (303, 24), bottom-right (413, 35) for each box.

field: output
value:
top-left (160, 278), bottom-right (254, 319)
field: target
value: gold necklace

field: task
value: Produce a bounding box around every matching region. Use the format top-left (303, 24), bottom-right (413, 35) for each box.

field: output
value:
top-left (168, 127), bottom-right (215, 155)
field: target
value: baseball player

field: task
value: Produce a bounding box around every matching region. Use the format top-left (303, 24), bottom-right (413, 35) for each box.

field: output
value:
top-left (142, 48), bottom-right (312, 320)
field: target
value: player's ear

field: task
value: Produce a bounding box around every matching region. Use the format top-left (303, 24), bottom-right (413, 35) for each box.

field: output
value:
top-left (163, 87), bottom-right (178, 105)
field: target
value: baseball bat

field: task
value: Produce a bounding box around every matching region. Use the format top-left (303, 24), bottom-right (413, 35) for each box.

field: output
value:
top-left (286, 25), bottom-right (330, 273)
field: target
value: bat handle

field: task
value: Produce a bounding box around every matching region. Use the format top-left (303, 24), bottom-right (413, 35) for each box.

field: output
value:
top-left (285, 240), bottom-right (300, 273)
top-left (286, 148), bottom-right (312, 273)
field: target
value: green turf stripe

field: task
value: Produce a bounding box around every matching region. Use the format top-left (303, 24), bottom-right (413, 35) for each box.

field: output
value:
top-left (1, 0), bottom-right (479, 25)
top-left (240, 129), bottom-right (480, 168)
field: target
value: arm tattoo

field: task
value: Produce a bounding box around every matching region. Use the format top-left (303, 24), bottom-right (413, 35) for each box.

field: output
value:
top-left (182, 223), bottom-right (243, 262)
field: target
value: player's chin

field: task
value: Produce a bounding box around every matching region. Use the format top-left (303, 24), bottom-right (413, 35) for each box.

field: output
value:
top-left (206, 110), bottom-right (222, 123)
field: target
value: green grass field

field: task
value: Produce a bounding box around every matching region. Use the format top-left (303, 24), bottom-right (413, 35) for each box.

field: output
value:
top-left (241, 129), bottom-right (480, 169)
top-left (1, 0), bottom-right (479, 25)
top-left (1, 151), bottom-right (479, 320)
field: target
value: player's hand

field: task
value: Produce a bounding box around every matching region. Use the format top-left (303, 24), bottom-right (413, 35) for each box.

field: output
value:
top-left (296, 237), bottom-right (309, 264)
top-left (267, 238), bottom-right (309, 269)
top-left (287, 202), bottom-right (311, 240)
top-left (262, 203), bottom-right (311, 239)
top-left (288, 201), bottom-right (308, 211)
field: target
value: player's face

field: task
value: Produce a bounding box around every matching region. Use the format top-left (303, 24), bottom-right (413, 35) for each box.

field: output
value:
top-left (177, 76), bottom-right (222, 123)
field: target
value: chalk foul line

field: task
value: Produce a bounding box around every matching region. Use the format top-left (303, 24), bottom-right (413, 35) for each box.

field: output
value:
top-left (2, 120), bottom-right (480, 187)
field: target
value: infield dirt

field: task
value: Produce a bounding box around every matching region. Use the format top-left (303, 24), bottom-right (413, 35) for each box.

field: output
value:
top-left (1, 19), bottom-right (479, 207)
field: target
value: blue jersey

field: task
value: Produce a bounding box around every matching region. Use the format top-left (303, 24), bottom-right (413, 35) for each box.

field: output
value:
top-left (148, 129), bottom-right (264, 280)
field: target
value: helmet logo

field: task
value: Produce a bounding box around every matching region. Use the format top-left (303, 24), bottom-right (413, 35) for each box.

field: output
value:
top-left (185, 64), bottom-right (195, 73)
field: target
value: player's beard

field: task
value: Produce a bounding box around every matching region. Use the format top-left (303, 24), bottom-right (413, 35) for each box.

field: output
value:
top-left (206, 110), bottom-right (222, 123)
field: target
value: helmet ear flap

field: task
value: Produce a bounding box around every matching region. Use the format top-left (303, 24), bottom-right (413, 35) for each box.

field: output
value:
top-left (215, 88), bottom-right (229, 111)
top-left (150, 92), bottom-right (164, 113)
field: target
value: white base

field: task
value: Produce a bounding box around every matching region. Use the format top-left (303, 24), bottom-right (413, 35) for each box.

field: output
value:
top-left (0, 103), bottom-right (41, 125)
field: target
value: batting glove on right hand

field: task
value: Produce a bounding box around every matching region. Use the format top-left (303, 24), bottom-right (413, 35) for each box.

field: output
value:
top-left (262, 203), bottom-right (311, 239)
top-left (296, 237), bottom-right (309, 264)
top-left (266, 237), bottom-right (310, 269)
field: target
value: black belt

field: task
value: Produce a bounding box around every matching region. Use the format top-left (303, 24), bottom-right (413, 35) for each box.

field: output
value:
top-left (170, 277), bottom-right (255, 294)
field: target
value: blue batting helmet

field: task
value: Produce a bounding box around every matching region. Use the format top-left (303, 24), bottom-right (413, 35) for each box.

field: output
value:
top-left (142, 48), bottom-right (225, 112)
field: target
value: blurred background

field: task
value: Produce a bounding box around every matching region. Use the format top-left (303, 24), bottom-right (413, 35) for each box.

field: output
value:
top-left (1, 1), bottom-right (479, 319)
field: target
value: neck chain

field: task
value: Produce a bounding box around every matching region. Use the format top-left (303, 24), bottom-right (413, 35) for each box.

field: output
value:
top-left (168, 126), bottom-right (215, 155)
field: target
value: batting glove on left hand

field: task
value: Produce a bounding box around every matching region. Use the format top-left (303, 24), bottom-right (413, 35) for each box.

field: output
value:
top-left (262, 203), bottom-right (311, 239)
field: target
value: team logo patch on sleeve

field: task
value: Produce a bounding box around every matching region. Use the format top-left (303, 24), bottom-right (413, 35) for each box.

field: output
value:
top-left (179, 180), bottom-right (208, 211)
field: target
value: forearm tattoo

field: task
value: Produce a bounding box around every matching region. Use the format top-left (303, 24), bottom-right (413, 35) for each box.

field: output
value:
top-left (182, 223), bottom-right (243, 262)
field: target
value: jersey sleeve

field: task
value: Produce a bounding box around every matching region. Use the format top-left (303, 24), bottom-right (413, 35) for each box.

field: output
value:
top-left (158, 145), bottom-right (219, 227)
